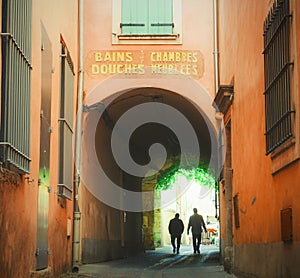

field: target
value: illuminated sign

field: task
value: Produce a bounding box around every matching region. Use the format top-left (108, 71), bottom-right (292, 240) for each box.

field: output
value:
top-left (86, 50), bottom-right (204, 79)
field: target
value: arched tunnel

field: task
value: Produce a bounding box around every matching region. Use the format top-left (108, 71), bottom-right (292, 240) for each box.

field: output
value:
top-left (79, 85), bottom-right (220, 263)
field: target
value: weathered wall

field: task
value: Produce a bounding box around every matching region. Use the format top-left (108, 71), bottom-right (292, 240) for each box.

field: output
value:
top-left (234, 242), bottom-right (300, 278)
top-left (80, 186), bottom-right (125, 263)
top-left (83, 0), bottom-right (215, 93)
top-left (32, 1), bottom-right (78, 275)
top-left (0, 1), bottom-right (78, 277)
top-left (80, 109), bottom-right (143, 262)
top-left (0, 171), bottom-right (36, 278)
top-left (218, 0), bottom-right (300, 277)
top-left (81, 0), bottom-right (218, 263)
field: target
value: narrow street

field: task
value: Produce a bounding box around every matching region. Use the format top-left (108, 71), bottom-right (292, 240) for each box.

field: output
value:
top-left (61, 245), bottom-right (236, 278)
top-left (1, 1), bottom-right (299, 278)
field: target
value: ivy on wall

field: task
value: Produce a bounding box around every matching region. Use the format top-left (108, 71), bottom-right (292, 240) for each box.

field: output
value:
top-left (155, 155), bottom-right (217, 191)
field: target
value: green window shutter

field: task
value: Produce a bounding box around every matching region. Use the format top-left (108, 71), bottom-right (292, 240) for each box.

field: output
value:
top-left (121, 0), bottom-right (148, 34)
top-left (149, 0), bottom-right (173, 34)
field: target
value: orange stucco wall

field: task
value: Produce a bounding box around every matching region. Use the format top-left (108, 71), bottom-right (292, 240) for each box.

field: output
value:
top-left (0, 1), bottom-right (78, 277)
top-left (218, 0), bottom-right (300, 277)
top-left (84, 0), bottom-right (215, 93)
top-left (81, 0), bottom-right (218, 263)
top-left (1, 1), bottom-right (298, 277)
top-left (219, 0), bottom-right (300, 244)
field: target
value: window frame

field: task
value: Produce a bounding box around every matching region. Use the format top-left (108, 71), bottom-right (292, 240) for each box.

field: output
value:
top-left (263, 0), bottom-right (294, 154)
top-left (57, 38), bottom-right (75, 200)
top-left (263, 0), bottom-right (300, 174)
top-left (0, 0), bottom-right (32, 174)
top-left (112, 0), bottom-right (182, 44)
top-left (120, 0), bottom-right (173, 35)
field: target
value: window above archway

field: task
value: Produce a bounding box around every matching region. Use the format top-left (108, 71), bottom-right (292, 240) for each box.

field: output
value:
top-left (121, 0), bottom-right (173, 35)
top-left (112, 0), bottom-right (182, 44)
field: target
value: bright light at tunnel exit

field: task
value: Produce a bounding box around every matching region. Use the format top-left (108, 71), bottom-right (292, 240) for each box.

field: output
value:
top-left (155, 166), bottom-right (216, 191)
top-left (154, 164), bottom-right (217, 218)
top-left (159, 173), bottom-right (218, 247)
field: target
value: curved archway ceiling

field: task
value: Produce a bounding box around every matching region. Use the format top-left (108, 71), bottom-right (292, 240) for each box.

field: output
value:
top-left (95, 87), bottom-right (214, 185)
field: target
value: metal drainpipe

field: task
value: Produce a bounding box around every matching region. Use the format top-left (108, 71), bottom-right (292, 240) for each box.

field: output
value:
top-left (213, 0), bottom-right (219, 97)
top-left (212, 0), bottom-right (222, 262)
top-left (213, 0), bottom-right (219, 216)
top-left (72, 0), bottom-right (84, 272)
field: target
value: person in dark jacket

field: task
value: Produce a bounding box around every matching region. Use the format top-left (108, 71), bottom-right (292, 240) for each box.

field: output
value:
top-left (187, 208), bottom-right (207, 254)
top-left (168, 213), bottom-right (184, 254)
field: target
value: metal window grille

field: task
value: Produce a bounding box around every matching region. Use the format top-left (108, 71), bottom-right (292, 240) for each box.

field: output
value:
top-left (58, 41), bottom-right (75, 200)
top-left (263, 0), bottom-right (293, 155)
top-left (0, 0), bottom-right (32, 173)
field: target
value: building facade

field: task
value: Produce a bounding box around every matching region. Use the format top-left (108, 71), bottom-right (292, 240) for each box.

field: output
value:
top-left (0, 1), bottom-right (78, 277)
top-left (79, 0), bottom-right (218, 264)
top-left (1, 1), bottom-right (299, 278)
top-left (216, 0), bottom-right (300, 277)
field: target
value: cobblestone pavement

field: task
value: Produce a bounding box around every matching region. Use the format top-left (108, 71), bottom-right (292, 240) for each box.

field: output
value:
top-left (60, 245), bottom-right (237, 278)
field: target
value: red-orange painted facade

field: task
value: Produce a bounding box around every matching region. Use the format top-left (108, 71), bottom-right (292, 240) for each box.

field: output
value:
top-left (80, 0), bottom-right (218, 264)
top-left (0, 1), bottom-right (78, 277)
top-left (0, 1), bottom-right (299, 278)
top-left (218, 0), bottom-right (300, 277)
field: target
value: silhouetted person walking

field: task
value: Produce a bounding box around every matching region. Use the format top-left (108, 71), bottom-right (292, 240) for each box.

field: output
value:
top-left (187, 208), bottom-right (207, 254)
top-left (168, 213), bottom-right (184, 254)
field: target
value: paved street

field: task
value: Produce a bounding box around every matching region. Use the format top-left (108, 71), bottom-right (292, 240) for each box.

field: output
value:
top-left (61, 245), bottom-right (236, 278)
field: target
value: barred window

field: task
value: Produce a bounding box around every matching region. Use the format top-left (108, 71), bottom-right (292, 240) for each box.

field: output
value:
top-left (0, 0), bottom-right (32, 173)
top-left (57, 40), bottom-right (75, 200)
top-left (263, 0), bottom-right (294, 155)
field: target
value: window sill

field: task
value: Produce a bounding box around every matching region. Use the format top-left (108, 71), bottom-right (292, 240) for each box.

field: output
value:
top-left (112, 33), bottom-right (181, 44)
top-left (270, 137), bottom-right (300, 175)
top-left (118, 34), bottom-right (179, 40)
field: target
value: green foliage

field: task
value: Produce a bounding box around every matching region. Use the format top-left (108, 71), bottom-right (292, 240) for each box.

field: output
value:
top-left (155, 157), bottom-right (217, 191)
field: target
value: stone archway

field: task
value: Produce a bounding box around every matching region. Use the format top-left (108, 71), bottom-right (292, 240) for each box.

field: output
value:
top-left (79, 72), bottom-right (223, 262)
